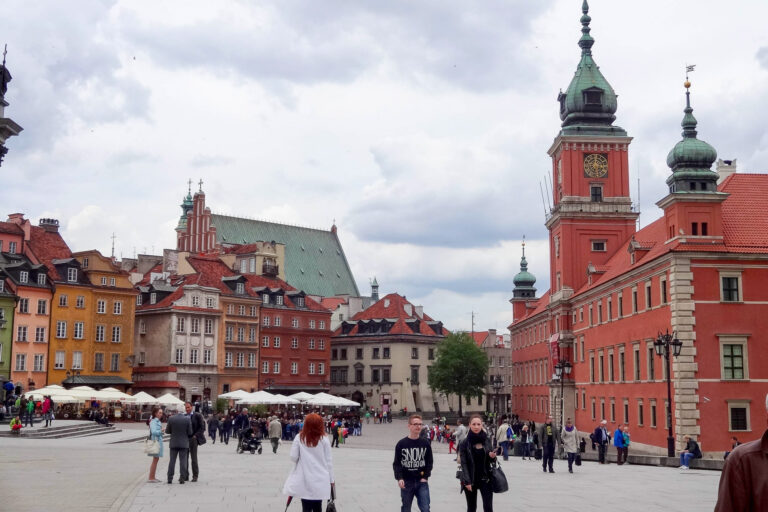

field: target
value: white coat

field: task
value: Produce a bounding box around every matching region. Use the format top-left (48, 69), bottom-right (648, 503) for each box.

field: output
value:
top-left (283, 435), bottom-right (334, 500)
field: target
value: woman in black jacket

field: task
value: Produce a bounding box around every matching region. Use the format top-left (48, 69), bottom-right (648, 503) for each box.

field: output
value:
top-left (458, 414), bottom-right (497, 512)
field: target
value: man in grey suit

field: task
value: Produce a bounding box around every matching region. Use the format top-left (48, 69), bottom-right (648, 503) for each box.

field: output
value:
top-left (166, 411), bottom-right (193, 484)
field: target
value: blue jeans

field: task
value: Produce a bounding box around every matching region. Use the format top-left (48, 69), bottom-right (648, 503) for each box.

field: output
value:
top-left (499, 440), bottom-right (510, 460)
top-left (400, 480), bottom-right (430, 512)
top-left (522, 443), bottom-right (531, 458)
top-left (680, 452), bottom-right (695, 467)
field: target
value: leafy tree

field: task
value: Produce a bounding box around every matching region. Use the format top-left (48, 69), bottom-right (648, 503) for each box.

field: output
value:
top-left (428, 332), bottom-right (488, 418)
top-left (215, 398), bottom-right (229, 414)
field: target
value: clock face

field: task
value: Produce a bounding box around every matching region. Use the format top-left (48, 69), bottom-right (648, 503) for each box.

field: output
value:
top-left (584, 153), bottom-right (609, 178)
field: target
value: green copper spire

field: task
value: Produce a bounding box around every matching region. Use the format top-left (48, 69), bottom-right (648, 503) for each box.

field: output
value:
top-left (513, 238), bottom-right (536, 299)
top-left (176, 180), bottom-right (195, 230)
top-left (557, 0), bottom-right (625, 136)
top-left (665, 79), bottom-right (719, 193)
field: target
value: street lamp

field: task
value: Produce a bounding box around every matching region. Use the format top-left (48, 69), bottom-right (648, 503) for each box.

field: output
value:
top-left (553, 360), bottom-right (572, 430)
top-left (491, 375), bottom-right (503, 414)
top-left (654, 329), bottom-right (683, 457)
top-left (65, 369), bottom-right (81, 388)
top-left (198, 375), bottom-right (211, 401)
top-left (264, 378), bottom-right (274, 391)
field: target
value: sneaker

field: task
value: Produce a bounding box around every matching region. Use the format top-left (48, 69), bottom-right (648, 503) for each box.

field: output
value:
top-left (680, 466), bottom-right (689, 470)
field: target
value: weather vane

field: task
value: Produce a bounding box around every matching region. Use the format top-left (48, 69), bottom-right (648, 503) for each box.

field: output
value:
top-left (685, 64), bottom-right (696, 88)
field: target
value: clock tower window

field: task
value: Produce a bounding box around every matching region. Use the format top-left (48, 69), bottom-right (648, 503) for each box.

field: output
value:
top-left (590, 185), bottom-right (603, 202)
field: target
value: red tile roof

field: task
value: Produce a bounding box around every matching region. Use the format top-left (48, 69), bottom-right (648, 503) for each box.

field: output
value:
top-left (320, 297), bottom-right (346, 310)
top-left (720, 174), bottom-right (768, 249)
top-left (0, 221), bottom-right (24, 235)
top-left (337, 293), bottom-right (447, 336)
top-left (471, 332), bottom-right (487, 346)
top-left (27, 226), bottom-right (73, 280)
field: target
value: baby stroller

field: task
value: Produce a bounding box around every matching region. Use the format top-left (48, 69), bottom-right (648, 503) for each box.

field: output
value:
top-left (236, 429), bottom-right (263, 454)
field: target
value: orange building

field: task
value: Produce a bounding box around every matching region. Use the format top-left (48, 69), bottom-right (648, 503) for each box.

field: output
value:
top-left (509, 3), bottom-right (768, 456)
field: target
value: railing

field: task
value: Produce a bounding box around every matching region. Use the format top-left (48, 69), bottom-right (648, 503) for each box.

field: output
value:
top-left (262, 263), bottom-right (279, 277)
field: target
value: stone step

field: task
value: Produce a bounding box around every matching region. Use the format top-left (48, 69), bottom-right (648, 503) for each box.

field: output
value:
top-left (0, 423), bottom-right (120, 439)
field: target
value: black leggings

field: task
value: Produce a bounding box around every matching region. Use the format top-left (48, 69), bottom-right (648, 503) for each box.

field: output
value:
top-left (464, 480), bottom-right (493, 512)
top-left (301, 499), bottom-right (322, 512)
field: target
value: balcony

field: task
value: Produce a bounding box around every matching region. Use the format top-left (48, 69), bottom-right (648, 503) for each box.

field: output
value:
top-left (262, 263), bottom-right (279, 277)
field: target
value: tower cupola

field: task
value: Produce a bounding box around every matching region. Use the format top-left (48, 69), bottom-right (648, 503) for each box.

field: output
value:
top-left (557, 1), bottom-right (625, 136)
top-left (512, 240), bottom-right (537, 299)
top-left (665, 79), bottom-right (719, 193)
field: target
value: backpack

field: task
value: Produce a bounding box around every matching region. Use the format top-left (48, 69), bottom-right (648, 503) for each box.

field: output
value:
top-left (506, 426), bottom-right (513, 440)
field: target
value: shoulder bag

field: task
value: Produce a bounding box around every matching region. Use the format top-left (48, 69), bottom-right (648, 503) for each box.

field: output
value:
top-left (325, 484), bottom-right (337, 512)
top-left (144, 430), bottom-right (160, 455)
top-left (489, 460), bottom-right (508, 494)
top-left (575, 454), bottom-right (582, 466)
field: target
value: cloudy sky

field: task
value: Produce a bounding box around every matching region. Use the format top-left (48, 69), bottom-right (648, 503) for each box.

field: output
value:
top-left (1, 0), bottom-right (767, 332)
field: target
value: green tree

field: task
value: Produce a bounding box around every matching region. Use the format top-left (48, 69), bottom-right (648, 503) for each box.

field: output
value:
top-left (428, 332), bottom-right (488, 418)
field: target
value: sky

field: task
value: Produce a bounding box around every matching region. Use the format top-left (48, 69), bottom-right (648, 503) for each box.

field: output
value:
top-left (1, 0), bottom-right (767, 332)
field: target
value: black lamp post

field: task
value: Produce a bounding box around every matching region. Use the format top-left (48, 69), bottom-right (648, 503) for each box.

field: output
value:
top-left (198, 375), bottom-right (211, 401)
top-left (491, 375), bottom-right (503, 413)
top-left (553, 360), bottom-right (572, 430)
top-left (654, 329), bottom-right (683, 457)
top-left (64, 369), bottom-right (81, 388)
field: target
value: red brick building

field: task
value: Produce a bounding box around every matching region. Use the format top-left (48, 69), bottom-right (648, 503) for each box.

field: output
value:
top-left (509, 3), bottom-right (768, 455)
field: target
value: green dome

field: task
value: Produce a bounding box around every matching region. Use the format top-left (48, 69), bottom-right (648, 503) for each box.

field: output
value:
top-left (558, 0), bottom-right (626, 136)
top-left (513, 268), bottom-right (536, 287)
top-left (512, 241), bottom-right (537, 300)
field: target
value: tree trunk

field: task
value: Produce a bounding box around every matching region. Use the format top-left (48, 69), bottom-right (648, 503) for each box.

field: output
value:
top-left (458, 392), bottom-right (463, 419)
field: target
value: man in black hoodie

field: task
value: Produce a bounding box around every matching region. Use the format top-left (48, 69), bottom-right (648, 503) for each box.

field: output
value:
top-left (393, 414), bottom-right (433, 512)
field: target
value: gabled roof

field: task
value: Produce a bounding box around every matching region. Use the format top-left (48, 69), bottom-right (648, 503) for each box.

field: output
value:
top-left (335, 293), bottom-right (447, 337)
top-left (211, 214), bottom-right (359, 297)
top-left (320, 297), bottom-right (346, 310)
top-left (0, 221), bottom-right (24, 235)
top-left (27, 226), bottom-right (73, 281)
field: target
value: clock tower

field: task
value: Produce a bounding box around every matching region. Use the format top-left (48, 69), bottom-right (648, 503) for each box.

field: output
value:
top-left (546, 0), bottom-right (638, 298)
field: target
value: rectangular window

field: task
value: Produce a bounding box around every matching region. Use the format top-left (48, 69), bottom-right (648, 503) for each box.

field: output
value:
top-left (319, 320), bottom-right (326, 330)
top-left (262, 336), bottom-right (269, 347)
top-left (225, 352), bottom-right (233, 368)
top-left (191, 318), bottom-right (200, 334)
top-left (384, 347), bottom-right (391, 359)
top-left (101, 277), bottom-right (107, 286)
top-left (619, 350), bottom-right (625, 382)
top-left (59, 295), bottom-right (68, 307)
top-left (274, 316), bottom-right (281, 327)
top-left (177, 317), bottom-right (186, 333)
top-left (296, 297), bottom-right (305, 307)
top-left (273, 362), bottom-right (280, 374)
top-left (150, 293), bottom-right (156, 304)
top-left (55, 351), bottom-right (65, 369)
top-left (610, 399), bottom-right (616, 423)
top-left (16, 325), bottom-right (28, 342)
top-left (192, 295), bottom-right (200, 307)
top-left (728, 401), bottom-right (750, 431)
top-left (660, 277), bottom-right (668, 305)
top-left (248, 353), bottom-right (256, 368)
top-left (95, 325), bottom-right (105, 342)
top-left (291, 362), bottom-right (298, 374)
top-left (319, 362), bottom-right (325, 375)
top-left (356, 348), bottom-right (363, 360)
top-left (19, 270), bottom-right (29, 283)
top-left (263, 316), bottom-right (270, 327)
top-left (273, 336), bottom-right (281, 348)
top-left (190, 349), bottom-right (199, 364)
top-left (72, 351), bottom-right (83, 370)
top-left (598, 353), bottom-right (604, 382)
top-left (111, 326), bottom-right (121, 343)
top-left (618, 294), bottom-right (623, 317)
top-left (205, 318), bottom-right (214, 335)
top-left (108, 353), bottom-right (119, 372)
top-left (598, 303), bottom-right (603, 323)
top-left (340, 349), bottom-right (347, 360)
top-left (638, 401), bottom-right (644, 426)
top-left (647, 346), bottom-right (655, 380)
top-left (67, 268), bottom-right (78, 282)
top-left (645, 282), bottom-right (652, 309)
top-left (76, 295), bottom-right (85, 308)
top-left (411, 347), bottom-right (419, 359)
top-left (292, 318), bottom-right (299, 328)
top-left (276, 295), bottom-right (284, 306)
top-left (74, 322), bottom-right (84, 339)
top-left (262, 293), bottom-right (270, 304)
top-left (590, 186), bottom-right (603, 203)
top-left (372, 347), bottom-right (380, 359)
top-left (32, 354), bottom-right (44, 372)
top-left (372, 369), bottom-right (380, 383)
top-left (623, 400), bottom-right (629, 424)
top-left (633, 346), bottom-right (641, 381)
top-left (204, 349), bottom-right (212, 365)
top-left (37, 299), bottom-right (47, 315)
top-left (589, 353), bottom-right (595, 383)
top-left (236, 353), bottom-right (244, 367)
top-left (237, 327), bottom-right (245, 342)
top-left (309, 362), bottom-right (316, 375)
top-left (109, 277), bottom-right (115, 287)
top-left (309, 339), bottom-right (316, 350)
top-left (238, 305), bottom-right (246, 316)
top-left (139, 351), bottom-right (146, 365)
top-left (650, 401), bottom-right (657, 428)
top-left (291, 337), bottom-right (298, 349)
top-left (19, 298), bottom-right (29, 314)
top-left (133, 293), bottom-right (140, 306)
top-left (207, 297), bottom-right (215, 308)
top-left (94, 353), bottom-right (104, 371)
top-left (97, 300), bottom-right (106, 314)
top-left (591, 398), bottom-right (596, 420)
top-left (15, 353), bottom-right (26, 371)
top-left (8, 241), bottom-right (16, 253)
top-left (608, 353), bottom-right (615, 382)
top-left (632, 289), bottom-right (638, 313)
top-left (37, 273), bottom-right (47, 285)
top-left (56, 321), bottom-right (67, 339)
top-left (250, 306), bottom-right (257, 316)
top-left (309, 320), bottom-right (316, 329)
top-left (722, 343), bottom-right (746, 380)
top-left (721, 276), bottom-right (741, 302)
top-left (175, 348), bottom-right (184, 364)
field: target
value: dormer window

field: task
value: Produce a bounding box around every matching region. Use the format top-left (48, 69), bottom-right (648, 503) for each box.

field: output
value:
top-left (67, 268), bottom-right (78, 282)
top-left (584, 88), bottom-right (603, 107)
top-left (296, 296), bottom-right (305, 308)
top-left (82, 257), bottom-right (89, 268)
top-left (276, 295), bottom-right (284, 306)
top-left (150, 292), bottom-right (157, 304)
top-left (236, 283), bottom-right (245, 294)
top-left (19, 271), bottom-right (28, 284)
top-left (262, 293), bottom-right (270, 304)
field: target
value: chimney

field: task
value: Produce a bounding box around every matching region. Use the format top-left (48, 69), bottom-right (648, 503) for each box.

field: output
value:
top-left (716, 158), bottom-right (737, 185)
top-left (404, 303), bottom-right (413, 316)
top-left (415, 305), bottom-right (423, 319)
top-left (38, 218), bottom-right (60, 233)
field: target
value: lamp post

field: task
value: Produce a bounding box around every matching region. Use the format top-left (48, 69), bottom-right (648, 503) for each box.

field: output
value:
top-left (64, 369), bottom-right (81, 388)
top-left (198, 375), bottom-right (211, 401)
top-left (491, 375), bottom-right (503, 414)
top-left (654, 329), bottom-right (683, 457)
top-left (553, 360), bottom-right (572, 430)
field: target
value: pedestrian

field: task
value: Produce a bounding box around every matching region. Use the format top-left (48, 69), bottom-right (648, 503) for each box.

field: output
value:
top-left (613, 423), bottom-right (625, 465)
top-left (520, 424), bottom-right (533, 460)
top-left (715, 393), bottom-right (768, 511)
top-left (207, 414), bottom-right (219, 444)
top-left (269, 415), bottom-right (282, 454)
top-left (10, 415), bottom-right (22, 434)
top-left (393, 414), bottom-right (433, 512)
top-left (457, 414), bottom-right (497, 512)
top-left (679, 435), bottom-right (702, 469)
top-left (495, 417), bottom-right (512, 461)
top-left (42, 396), bottom-right (52, 427)
top-left (723, 436), bottom-right (740, 460)
top-left (25, 396), bottom-right (35, 427)
top-left (365, 410), bottom-right (371, 424)
top-left (537, 416), bottom-right (560, 473)
top-left (593, 419), bottom-right (610, 464)
top-left (560, 418), bottom-right (578, 473)
top-left (185, 401), bottom-right (205, 482)
top-left (283, 413), bottom-right (335, 512)
top-left (165, 411), bottom-right (192, 484)
top-left (147, 406), bottom-right (165, 483)
top-left (622, 425), bottom-right (631, 463)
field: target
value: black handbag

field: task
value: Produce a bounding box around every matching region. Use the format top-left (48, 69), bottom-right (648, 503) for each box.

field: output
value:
top-left (575, 454), bottom-right (582, 466)
top-left (489, 461), bottom-right (508, 494)
top-left (326, 484), bottom-right (337, 512)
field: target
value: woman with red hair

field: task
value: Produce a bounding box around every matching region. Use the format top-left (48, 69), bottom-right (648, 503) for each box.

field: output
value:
top-left (283, 413), bottom-right (335, 512)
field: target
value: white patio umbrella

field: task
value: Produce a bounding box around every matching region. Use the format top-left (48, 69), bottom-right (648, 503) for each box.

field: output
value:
top-left (288, 391), bottom-right (315, 402)
top-left (130, 391), bottom-right (159, 405)
top-left (304, 395), bottom-right (339, 407)
top-left (218, 389), bottom-right (252, 400)
top-left (98, 387), bottom-right (136, 402)
top-left (236, 390), bottom-right (277, 405)
top-left (156, 393), bottom-right (185, 407)
top-left (271, 394), bottom-right (300, 404)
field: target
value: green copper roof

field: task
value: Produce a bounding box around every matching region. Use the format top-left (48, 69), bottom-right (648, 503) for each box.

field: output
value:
top-left (665, 83), bottom-right (719, 193)
top-left (512, 242), bottom-right (536, 299)
top-left (211, 214), bottom-right (360, 297)
top-left (558, 0), bottom-right (626, 136)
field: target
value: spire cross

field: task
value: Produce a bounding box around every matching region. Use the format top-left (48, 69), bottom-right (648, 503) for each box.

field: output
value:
top-left (198, 179), bottom-right (204, 192)
top-left (111, 232), bottom-right (117, 258)
top-left (521, 235), bottom-right (526, 257)
top-left (187, 178), bottom-right (192, 195)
